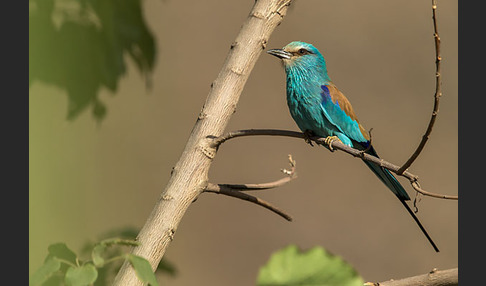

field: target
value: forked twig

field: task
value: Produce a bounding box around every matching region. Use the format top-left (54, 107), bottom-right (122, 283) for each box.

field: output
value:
top-left (204, 155), bottom-right (297, 221)
top-left (205, 184), bottom-right (293, 221)
top-left (411, 181), bottom-right (456, 200)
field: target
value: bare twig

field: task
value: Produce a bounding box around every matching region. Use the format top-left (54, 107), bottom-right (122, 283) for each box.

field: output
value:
top-left (212, 155), bottom-right (297, 191)
top-left (204, 155), bottom-right (296, 221)
top-left (216, 177), bottom-right (295, 191)
top-left (205, 183), bottom-right (293, 221)
top-left (210, 129), bottom-right (302, 148)
top-left (397, 0), bottom-right (442, 175)
top-left (365, 267), bottom-right (458, 286)
top-left (213, 129), bottom-right (458, 200)
top-left (411, 181), bottom-right (457, 200)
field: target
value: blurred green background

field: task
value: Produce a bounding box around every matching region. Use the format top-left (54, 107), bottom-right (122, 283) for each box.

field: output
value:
top-left (30, 0), bottom-right (458, 285)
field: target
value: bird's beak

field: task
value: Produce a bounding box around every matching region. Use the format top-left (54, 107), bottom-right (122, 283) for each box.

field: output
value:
top-left (267, 49), bottom-right (292, 60)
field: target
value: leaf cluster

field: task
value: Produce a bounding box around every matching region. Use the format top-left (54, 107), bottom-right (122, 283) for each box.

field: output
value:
top-left (29, 0), bottom-right (156, 122)
top-left (30, 228), bottom-right (176, 286)
top-left (257, 245), bottom-right (364, 286)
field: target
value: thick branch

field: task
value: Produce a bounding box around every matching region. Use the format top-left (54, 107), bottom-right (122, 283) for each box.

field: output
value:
top-left (113, 1), bottom-right (293, 285)
top-left (213, 129), bottom-right (458, 200)
top-left (397, 0), bottom-right (442, 174)
top-left (366, 268), bottom-right (458, 286)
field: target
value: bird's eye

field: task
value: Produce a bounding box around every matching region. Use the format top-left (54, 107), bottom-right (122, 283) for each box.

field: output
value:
top-left (298, 48), bottom-right (308, 55)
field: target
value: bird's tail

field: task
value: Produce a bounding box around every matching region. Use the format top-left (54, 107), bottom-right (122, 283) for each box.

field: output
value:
top-left (362, 157), bottom-right (410, 201)
top-left (362, 146), bottom-right (439, 252)
top-left (397, 196), bottom-right (440, 252)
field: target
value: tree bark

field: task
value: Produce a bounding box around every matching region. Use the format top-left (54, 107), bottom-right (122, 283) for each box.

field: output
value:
top-left (112, 0), bottom-right (292, 285)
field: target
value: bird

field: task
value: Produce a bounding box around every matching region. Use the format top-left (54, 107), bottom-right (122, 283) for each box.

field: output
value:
top-left (267, 41), bottom-right (439, 252)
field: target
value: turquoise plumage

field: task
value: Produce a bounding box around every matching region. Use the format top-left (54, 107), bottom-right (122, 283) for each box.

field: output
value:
top-left (268, 41), bottom-right (439, 252)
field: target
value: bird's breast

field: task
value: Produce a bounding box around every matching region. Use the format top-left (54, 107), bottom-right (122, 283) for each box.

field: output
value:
top-left (286, 85), bottom-right (331, 137)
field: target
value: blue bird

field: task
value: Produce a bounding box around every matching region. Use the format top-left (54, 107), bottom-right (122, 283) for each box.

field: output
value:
top-left (267, 41), bottom-right (439, 252)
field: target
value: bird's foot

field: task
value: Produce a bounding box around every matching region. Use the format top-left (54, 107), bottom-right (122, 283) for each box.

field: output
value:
top-left (303, 130), bottom-right (315, 147)
top-left (356, 149), bottom-right (366, 158)
top-left (324, 136), bottom-right (340, 152)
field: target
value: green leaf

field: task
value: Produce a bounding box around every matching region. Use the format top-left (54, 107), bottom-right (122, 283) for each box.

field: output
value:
top-left (257, 245), bottom-right (364, 286)
top-left (65, 264), bottom-right (98, 286)
top-left (91, 244), bottom-right (106, 267)
top-left (29, 0), bottom-right (157, 122)
top-left (128, 254), bottom-right (159, 286)
top-left (29, 257), bottom-right (61, 286)
top-left (48, 243), bottom-right (78, 266)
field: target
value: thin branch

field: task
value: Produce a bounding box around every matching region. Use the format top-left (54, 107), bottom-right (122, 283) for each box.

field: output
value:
top-left (217, 154), bottom-right (297, 191)
top-left (411, 181), bottom-right (457, 200)
top-left (365, 267), bottom-right (458, 286)
top-left (211, 129), bottom-right (303, 148)
top-left (204, 155), bottom-right (296, 221)
top-left (212, 129), bottom-right (458, 200)
top-left (205, 183), bottom-right (293, 221)
top-left (216, 177), bottom-right (295, 191)
top-left (397, 0), bottom-right (442, 174)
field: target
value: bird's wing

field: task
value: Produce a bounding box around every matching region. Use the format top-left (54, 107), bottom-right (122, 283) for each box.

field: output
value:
top-left (320, 84), bottom-right (370, 144)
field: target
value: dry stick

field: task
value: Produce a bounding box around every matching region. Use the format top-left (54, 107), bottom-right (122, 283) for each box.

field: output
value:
top-left (366, 267), bottom-right (458, 286)
top-left (212, 129), bottom-right (458, 200)
top-left (212, 159), bottom-right (296, 191)
top-left (205, 183), bottom-right (293, 221)
top-left (397, 0), bottom-right (442, 175)
top-left (204, 155), bottom-right (297, 221)
top-left (411, 181), bottom-right (454, 200)
top-left (217, 176), bottom-right (295, 191)
top-left (113, 1), bottom-right (293, 285)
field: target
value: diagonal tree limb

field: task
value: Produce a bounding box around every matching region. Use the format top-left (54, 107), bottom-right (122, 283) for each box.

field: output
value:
top-left (212, 129), bottom-right (458, 200)
top-left (113, 1), bottom-right (294, 285)
top-left (397, 0), bottom-right (442, 175)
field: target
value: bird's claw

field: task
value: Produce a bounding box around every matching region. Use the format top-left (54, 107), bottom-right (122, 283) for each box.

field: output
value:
top-left (303, 130), bottom-right (315, 147)
top-left (356, 150), bottom-right (366, 158)
top-left (324, 136), bottom-right (340, 152)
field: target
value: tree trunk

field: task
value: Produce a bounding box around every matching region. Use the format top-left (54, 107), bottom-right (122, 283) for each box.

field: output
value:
top-left (113, 0), bottom-right (292, 284)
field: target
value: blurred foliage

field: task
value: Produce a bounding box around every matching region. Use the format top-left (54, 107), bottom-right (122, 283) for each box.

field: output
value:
top-left (30, 227), bottom-right (176, 286)
top-left (257, 245), bottom-right (364, 286)
top-left (29, 0), bottom-right (156, 122)
top-left (80, 226), bottom-right (178, 282)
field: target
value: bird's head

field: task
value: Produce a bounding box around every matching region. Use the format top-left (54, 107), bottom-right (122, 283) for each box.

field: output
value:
top-left (267, 41), bottom-right (325, 69)
top-left (267, 41), bottom-right (329, 82)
